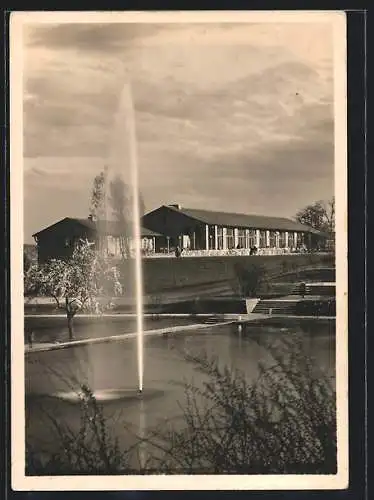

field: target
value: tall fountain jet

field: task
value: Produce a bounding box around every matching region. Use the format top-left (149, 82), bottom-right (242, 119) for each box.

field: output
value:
top-left (104, 82), bottom-right (145, 394)
top-left (119, 83), bottom-right (144, 393)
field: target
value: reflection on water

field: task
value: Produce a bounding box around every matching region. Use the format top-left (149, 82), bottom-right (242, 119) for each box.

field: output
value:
top-left (25, 319), bottom-right (335, 471)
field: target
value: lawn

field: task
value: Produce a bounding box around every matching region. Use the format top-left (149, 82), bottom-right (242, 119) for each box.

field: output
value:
top-left (125, 253), bottom-right (334, 294)
top-left (24, 253), bottom-right (335, 310)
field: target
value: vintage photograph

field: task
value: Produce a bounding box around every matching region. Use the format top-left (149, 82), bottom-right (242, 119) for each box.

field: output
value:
top-left (11, 11), bottom-right (347, 490)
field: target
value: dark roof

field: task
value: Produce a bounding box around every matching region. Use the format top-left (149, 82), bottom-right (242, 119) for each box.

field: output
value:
top-left (163, 205), bottom-right (324, 235)
top-left (33, 218), bottom-right (163, 238)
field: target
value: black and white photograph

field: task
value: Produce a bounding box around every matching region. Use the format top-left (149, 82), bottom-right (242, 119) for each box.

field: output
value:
top-left (11, 11), bottom-right (348, 490)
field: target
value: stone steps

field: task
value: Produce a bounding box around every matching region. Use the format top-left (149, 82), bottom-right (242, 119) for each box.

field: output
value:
top-left (291, 283), bottom-right (335, 296)
top-left (202, 315), bottom-right (229, 324)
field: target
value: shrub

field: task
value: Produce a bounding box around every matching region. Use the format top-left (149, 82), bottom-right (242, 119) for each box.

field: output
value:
top-left (150, 335), bottom-right (336, 474)
top-left (234, 263), bottom-right (267, 297)
top-left (280, 259), bottom-right (292, 274)
top-left (295, 298), bottom-right (336, 317)
top-left (26, 384), bottom-right (143, 475)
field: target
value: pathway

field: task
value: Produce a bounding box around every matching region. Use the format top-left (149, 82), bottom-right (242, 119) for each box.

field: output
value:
top-left (24, 312), bottom-right (333, 355)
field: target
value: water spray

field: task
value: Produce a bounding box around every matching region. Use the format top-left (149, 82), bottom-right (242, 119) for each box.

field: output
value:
top-left (122, 83), bottom-right (144, 393)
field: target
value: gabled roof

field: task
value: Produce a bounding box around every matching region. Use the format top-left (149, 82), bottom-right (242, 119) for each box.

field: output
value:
top-left (33, 217), bottom-right (163, 238)
top-left (155, 205), bottom-right (324, 235)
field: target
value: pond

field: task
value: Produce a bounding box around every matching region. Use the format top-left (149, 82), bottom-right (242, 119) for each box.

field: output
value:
top-left (25, 317), bottom-right (336, 474)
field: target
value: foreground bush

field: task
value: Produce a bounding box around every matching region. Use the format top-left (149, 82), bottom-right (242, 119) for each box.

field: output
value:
top-left (26, 334), bottom-right (336, 475)
top-left (150, 335), bottom-right (336, 474)
top-left (26, 385), bottom-right (139, 475)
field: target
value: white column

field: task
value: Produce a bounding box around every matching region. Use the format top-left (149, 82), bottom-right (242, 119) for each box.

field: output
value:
top-left (234, 228), bottom-right (239, 248)
top-left (266, 230), bottom-right (270, 247)
top-left (245, 229), bottom-right (250, 249)
top-left (285, 231), bottom-right (289, 248)
top-left (214, 225), bottom-right (218, 250)
top-left (294, 232), bottom-right (298, 249)
top-left (223, 227), bottom-right (227, 250)
top-left (153, 236), bottom-right (156, 253)
top-left (275, 231), bottom-right (279, 248)
top-left (205, 224), bottom-right (209, 250)
top-left (256, 229), bottom-right (260, 247)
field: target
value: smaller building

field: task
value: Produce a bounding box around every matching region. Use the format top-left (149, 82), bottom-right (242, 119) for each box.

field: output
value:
top-left (32, 217), bottom-right (163, 264)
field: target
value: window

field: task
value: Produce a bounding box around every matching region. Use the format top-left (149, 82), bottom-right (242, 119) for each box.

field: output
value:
top-left (226, 228), bottom-right (235, 249)
top-left (238, 229), bottom-right (246, 248)
top-left (107, 236), bottom-right (114, 255)
top-left (217, 227), bottom-right (224, 250)
top-left (269, 231), bottom-right (277, 247)
top-left (259, 230), bottom-right (267, 248)
top-left (279, 231), bottom-right (286, 248)
top-left (288, 232), bottom-right (295, 248)
top-left (248, 230), bottom-right (256, 248)
top-left (298, 233), bottom-right (306, 246)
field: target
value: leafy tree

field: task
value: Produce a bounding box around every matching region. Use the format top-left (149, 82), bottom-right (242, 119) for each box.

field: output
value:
top-left (23, 252), bottom-right (32, 273)
top-left (89, 169), bottom-right (146, 260)
top-left (108, 174), bottom-right (145, 260)
top-left (295, 197), bottom-right (335, 234)
top-left (89, 169), bottom-right (106, 221)
top-left (25, 240), bottom-right (122, 340)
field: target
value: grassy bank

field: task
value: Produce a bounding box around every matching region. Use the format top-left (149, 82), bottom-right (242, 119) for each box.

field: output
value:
top-left (122, 253), bottom-right (334, 295)
top-left (25, 254), bottom-right (335, 312)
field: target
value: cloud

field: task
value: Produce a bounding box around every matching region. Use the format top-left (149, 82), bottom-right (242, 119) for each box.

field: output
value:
top-left (25, 23), bottom-right (165, 52)
top-left (21, 20), bottom-right (335, 242)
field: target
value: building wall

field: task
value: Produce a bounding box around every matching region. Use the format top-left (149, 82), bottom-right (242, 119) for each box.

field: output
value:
top-left (142, 207), bottom-right (206, 250)
top-left (36, 219), bottom-right (163, 263)
top-left (107, 235), bottom-right (160, 256)
top-left (36, 220), bottom-right (96, 264)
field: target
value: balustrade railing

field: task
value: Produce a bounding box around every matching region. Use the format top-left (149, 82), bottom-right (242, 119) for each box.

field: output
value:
top-left (142, 247), bottom-right (324, 258)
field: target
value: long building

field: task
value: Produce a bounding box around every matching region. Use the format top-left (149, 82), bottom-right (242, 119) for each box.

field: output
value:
top-left (141, 204), bottom-right (327, 253)
top-left (32, 204), bottom-right (328, 263)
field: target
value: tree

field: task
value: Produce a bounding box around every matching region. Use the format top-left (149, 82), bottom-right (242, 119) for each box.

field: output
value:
top-left (89, 170), bottom-right (106, 221)
top-left (25, 240), bottom-right (123, 340)
top-left (108, 174), bottom-right (146, 260)
top-left (89, 169), bottom-right (146, 260)
top-left (23, 252), bottom-right (32, 273)
top-left (295, 197), bottom-right (335, 234)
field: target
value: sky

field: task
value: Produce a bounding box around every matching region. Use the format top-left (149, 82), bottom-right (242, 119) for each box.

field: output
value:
top-left (22, 19), bottom-right (335, 243)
